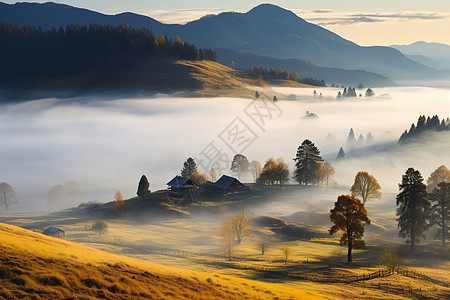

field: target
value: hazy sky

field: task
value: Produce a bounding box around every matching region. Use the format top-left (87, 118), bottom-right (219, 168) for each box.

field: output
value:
top-left (3, 1), bottom-right (450, 45)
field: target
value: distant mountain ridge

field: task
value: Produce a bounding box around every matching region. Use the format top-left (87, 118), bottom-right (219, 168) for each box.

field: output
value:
top-left (0, 2), bottom-right (444, 82)
top-left (391, 41), bottom-right (450, 70)
top-left (215, 48), bottom-right (393, 87)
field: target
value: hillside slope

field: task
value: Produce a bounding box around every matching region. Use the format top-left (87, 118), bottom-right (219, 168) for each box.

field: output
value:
top-left (0, 222), bottom-right (330, 299)
top-left (0, 2), bottom-right (439, 80)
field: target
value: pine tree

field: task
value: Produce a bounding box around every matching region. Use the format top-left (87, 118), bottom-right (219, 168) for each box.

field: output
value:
top-left (336, 147), bottom-right (345, 160)
top-left (293, 139), bottom-right (323, 185)
top-left (430, 182), bottom-right (449, 247)
top-left (181, 157), bottom-right (197, 178)
top-left (346, 128), bottom-right (356, 148)
top-left (137, 175), bottom-right (150, 197)
top-left (396, 168), bottom-right (430, 249)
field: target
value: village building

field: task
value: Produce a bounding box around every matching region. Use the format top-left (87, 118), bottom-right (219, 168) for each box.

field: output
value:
top-left (42, 227), bottom-right (65, 238)
top-left (212, 175), bottom-right (250, 194)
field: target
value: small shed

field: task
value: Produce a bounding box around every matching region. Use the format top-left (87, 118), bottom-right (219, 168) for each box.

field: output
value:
top-left (42, 227), bottom-right (65, 238)
top-left (213, 175), bottom-right (250, 194)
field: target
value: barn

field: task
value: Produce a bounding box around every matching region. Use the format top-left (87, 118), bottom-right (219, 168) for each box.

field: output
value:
top-left (167, 176), bottom-right (198, 193)
top-left (213, 175), bottom-right (250, 194)
top-left (42, 227), bottom-right (65, 238)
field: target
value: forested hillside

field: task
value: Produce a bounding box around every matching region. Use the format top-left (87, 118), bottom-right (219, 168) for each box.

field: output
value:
top-left (0, 22), bottom-right (216, 82)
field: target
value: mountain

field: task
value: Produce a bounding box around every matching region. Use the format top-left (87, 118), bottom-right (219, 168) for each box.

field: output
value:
top-left (216, 48), bottom-right (393, 87)
top-left (391, 41), bottom-right (450, 70)
top-left (0, 2), bottom-right (440, 82)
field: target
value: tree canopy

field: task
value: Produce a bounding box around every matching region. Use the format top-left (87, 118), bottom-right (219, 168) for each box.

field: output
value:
top-left (329, 194), bottom-right (370, 263)
top-left (0, 22), bottom-right (216, 82)
top-left (429, 182), bottom-right (449, 247)
top-left (293, 139), bottom-right (323, 185)
top-left (230, 154), bottom-right (250, 178)
top-left (181, 157), bottom-right (197, 178)
top-left (396, 168), bottom-right (430, 249)
top-left (350, 171), bottom-right (382, 205)
top-left (0, 182), bottom-right (18, 213)
top-left (426, 165), bottom-right (450, 193)
top-left (137, 175), bottom-right (150, 197)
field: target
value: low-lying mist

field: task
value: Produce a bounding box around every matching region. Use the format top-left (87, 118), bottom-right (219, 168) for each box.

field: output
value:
top-left (0, 86), bottom-right (449, 213)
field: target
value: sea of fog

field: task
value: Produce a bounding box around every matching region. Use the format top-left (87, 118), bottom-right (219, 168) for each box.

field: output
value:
top-left (0, 86), bottom-right (449, 212)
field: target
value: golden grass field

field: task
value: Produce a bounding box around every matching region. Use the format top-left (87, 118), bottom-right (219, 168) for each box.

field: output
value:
top-left (0, 222), bottom-right (331, 299)
top-left (1, 186), bottom-right (449, 299)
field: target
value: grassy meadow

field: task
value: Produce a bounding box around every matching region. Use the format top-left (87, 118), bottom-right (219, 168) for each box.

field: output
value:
top-left (1, 185), bottom-right (449, 299)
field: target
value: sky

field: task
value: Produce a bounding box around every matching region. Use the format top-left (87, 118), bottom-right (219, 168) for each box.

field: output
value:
top-left (3, 1), bottom-right (450, 45)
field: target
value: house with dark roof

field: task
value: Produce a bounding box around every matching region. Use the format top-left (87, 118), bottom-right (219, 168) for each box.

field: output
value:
top-left (42, 227), bottom-right (65, 238)
top-left (212, 175), bottom-right (250, 194)
top-left (167, 176), bottom-right (198, 192)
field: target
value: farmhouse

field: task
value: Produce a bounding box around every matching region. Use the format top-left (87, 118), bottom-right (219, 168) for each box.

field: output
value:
top-left (213, 175), bottom-right (250, 194)
top-left (42, 227), bottom-right (65, 238)
top-left (167, 176), bottom-right (198, 193)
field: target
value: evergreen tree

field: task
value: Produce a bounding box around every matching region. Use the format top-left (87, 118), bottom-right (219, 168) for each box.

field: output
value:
top-left (366, 132), bottom-right (374, 144)
top-left (346, 128), bottom-right (356, 148)
top-left (429, 182), bottom-right (449, 247)
top-left (365, 88), bottom-right (374, 97)
top-left (293, 139), bottom-right (323, 185)
top-left (137, 175), bottom-right (150, 197)
top-left (336, 147), bottom-right (345, 160)
top-left (181, 157), bottom-right (197, 178)
top-left (396, 168), bottom-right (430, 249)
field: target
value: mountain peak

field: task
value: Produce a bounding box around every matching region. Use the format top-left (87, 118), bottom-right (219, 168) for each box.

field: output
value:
top-left (246, 3), bottom-right (298, 18)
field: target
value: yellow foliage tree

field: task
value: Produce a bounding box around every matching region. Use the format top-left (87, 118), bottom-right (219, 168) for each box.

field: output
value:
top-left (427, 165), bottom-right (450, 193)
top-left (113, 190), bottom-right (124, 215)
top-left (220, 218), bottom-right (234, 261)
top-left (190, 171), bottom-right (209, 185)
top-left (231, 209), bottom-right (253, 244)
top-left (350, 171), bottom-right (382, 205)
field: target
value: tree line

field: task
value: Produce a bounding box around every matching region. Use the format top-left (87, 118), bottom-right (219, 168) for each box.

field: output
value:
top-left (242, 66), bottom-right (326, 87)
top-left (0, 22), bottom-right (217, 81)
top-left (398, 115), bottom-right (450, 144)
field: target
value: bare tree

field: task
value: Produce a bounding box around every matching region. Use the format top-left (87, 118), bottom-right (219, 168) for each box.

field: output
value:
top-left (91, 220), bottom-right (109, 237)
top-left (0, 182), bottom-right (18, 213)
top-left (350, 171), bottom-right (382, 205)
top-left (231, 209), bottom-right (253, 244)
top-left (249, 160), bottom-right (262, 182)
top-left (322, 161), bottom-right (335, 187)
top-left (113, 191), bottom-right (124, 215)
top-left (259, 237), bottom-right (268, 255)
top-left (220, 218), bottom-right (234, 261)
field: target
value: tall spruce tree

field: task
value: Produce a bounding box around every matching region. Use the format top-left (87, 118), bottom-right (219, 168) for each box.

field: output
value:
top-left (430, 182), bottom-right (449, 247)
top-left (181, 157), bottom-right (197, 178)
top-left (293, 139), bottom-right (323, 185)
top-left (137, 175), bottom-right (150, 197)
top-left (396, 168), bottom-right (430, 249)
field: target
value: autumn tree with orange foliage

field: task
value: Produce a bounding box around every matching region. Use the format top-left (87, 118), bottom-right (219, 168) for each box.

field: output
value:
top-left (113, 191), bottom-right (124, 215)
top-left (329, 195), bottom-right (370, 263)
top-left (350, 171), bottom-right (382, 205)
